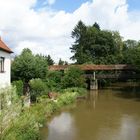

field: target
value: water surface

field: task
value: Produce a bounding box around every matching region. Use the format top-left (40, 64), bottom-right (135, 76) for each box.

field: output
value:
top-left (41, 86), bottom-right (140, 140)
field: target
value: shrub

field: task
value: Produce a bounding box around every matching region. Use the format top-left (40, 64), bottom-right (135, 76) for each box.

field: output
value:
top-left (29, 79), bottom-right (47, 102)
top-left (12, 80), bottom-right (23, 96)
top-left (3, 113), bottom-right (40, 140)
top-left (61, 66), bottom-right (86, 89)
top-left (57, 92), bottom-right (78, 107)
top-left (45, 71), bottom-right (63, 91)
top-left (62, 87), bottom-right (86, 95)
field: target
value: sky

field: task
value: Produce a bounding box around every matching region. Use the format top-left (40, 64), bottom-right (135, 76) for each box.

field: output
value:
top-left (0, 0), bottom-right (140, 63)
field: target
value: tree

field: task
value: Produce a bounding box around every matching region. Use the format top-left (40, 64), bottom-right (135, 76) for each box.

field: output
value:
top-left (123, 39), bottom-right (138, 48)
top-left (70, 21), bottom-right (121, 64)
top-left (93, 22), bottom-right (100, 30)
top-left (123, 47), bottom-right (140, 65)
top-left (70, 20), bottom-right (87, 64)
top-left (61, 66), bottom-right (85, 88)
top-left (12, 48), bottom-right (48, 95)
top-left (46, 55), bottom-right (54, 65)
top-left (58, 58), bottom-right (65, 65)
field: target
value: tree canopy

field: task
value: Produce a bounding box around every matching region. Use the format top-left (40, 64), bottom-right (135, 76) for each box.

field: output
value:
top-left (70, 21), bottom-right (123, 64)
top-left (12, 48), bottom-right (48, 83)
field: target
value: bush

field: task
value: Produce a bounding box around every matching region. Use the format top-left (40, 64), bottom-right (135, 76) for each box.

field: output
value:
top-left (29, 79), bottom-right (47, 102)
top-left (0, 86), bottom-right (22, 139)
top-left (62, 87), bottom-right (86, 95)
top-left (45, 71), bottom-right (63, 91)
top-left (3, 112), bottom-right (40, 140)
top-left (57, 92), bottom-right (78, 107)
top-left (61, 66), bottom-right (86, 89)
top-left (12, 80), bottom-right (23, 96)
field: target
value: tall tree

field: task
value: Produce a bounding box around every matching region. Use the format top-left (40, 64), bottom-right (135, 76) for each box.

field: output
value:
top-left (123, 39), bottom-right (138, 49)
top-left (93, 22), bottom-right (100, 30)
top-left (12, 48), bottom-right (48, 94)
top-left (46, 55), bottom-right (54, 65)
top-left (70, 20), bottom-right (87, 64)
top-left (70, 21), bottom-right (121, 64)
top-left (58, 58), bottom-right (65, 65)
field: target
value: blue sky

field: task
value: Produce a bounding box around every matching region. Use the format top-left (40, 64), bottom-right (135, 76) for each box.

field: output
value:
top-left (35, 0), bottom-right (91, 12)
top-left (127, 0), bottom-right (140, 11)
top-left (51, 0), bottom-right (91, 12)
top-left (36, 0), bottom-right (140, 12)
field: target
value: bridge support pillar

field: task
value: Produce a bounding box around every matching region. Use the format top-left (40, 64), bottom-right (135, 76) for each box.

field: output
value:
top-left (90, 79), bottom-right (98, 90)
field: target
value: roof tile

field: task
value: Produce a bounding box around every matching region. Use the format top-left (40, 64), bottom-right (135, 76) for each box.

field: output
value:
top-left (0, 38), bottom-right (13, 53)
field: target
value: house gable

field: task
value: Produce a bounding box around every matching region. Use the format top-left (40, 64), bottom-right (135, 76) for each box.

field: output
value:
top-left (0, 38), bottom-right (13, 88)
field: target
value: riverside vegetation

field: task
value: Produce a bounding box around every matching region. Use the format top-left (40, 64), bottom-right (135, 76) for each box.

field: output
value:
top-left (1, 87), bottom-right (85, 140)
top-left (1, 49), bottom-right (86, 139)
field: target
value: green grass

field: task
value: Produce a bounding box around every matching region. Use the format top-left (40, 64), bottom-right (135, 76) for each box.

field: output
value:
top-left (2, 88), bottom-right (85, 140)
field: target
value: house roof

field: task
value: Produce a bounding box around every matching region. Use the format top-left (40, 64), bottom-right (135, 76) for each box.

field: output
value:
top-left (0, 38), bottom-right (13, 53)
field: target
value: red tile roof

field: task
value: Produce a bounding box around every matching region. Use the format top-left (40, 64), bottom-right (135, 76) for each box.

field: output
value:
top-left (0, 38), bottom-right (13, 53)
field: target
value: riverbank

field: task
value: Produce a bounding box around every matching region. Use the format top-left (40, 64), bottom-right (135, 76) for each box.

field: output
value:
top-left (40, 88), bottom-right (140, 140)
top-left (2, 88), bottom-right (86, 140)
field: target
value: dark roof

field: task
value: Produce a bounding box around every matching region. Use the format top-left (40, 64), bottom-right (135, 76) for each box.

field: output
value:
top-left (0, 38), bottom-right (13, 53)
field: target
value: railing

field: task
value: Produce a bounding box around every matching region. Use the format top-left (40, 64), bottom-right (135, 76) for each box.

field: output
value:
top-left (84, 74), bottom-right (140, 79)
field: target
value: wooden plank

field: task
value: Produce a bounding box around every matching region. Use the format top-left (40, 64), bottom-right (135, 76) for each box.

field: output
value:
top-left (49, 64), bottom-right (136, 71)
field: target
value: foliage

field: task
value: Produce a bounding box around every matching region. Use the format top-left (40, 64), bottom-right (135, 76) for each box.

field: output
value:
top-left (11, 48), bottom-right (48, 95)
top-left (61, 66), bottom-right (86, 88)
top-left (57, 92), bottom-right (78, 107)
top-left (2, 111), bottom-right (40, 140)
top-left (122, 46), bottom-right (140, 69)
top-left (62, 87), bottom-right (86, 95)
top-left (12, 48), bottom-right (48, 83)
top-left (2, 89), bottom-right (82, 140)
top-left (0, 86), bottom-right (22, 138)
top-left (0, 86), bottom-right (19, 110)
top-left (70, 20), bottom-right (123, 64)
top-left (58, 58), bottom-right (68, 65)
top-left (12, 80), bottom-right (23, 96)
top-left (46, 55), bottom-right (54, 65)
top-left (29, 78), bottom-right (47, 102)
top-left (45, 71), bottom-right (63, 91)
top-left (58, 58), bottom-right (64, 65)
top-left (123, 39), bottom-right (138, 48)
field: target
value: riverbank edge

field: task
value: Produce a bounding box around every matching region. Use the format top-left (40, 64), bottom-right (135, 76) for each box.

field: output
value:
top-left (2, 88), bottom-right (86, 140)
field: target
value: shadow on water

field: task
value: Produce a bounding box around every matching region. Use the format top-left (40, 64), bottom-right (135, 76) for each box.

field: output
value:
top-left (110, 83), bottom-right (140, 101)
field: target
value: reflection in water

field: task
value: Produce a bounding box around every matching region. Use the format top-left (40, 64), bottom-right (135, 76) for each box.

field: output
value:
top-left (41, 87), bottom-right (140, 140)
top-left (119, 115), bottom-right (138, 140)
top-left (87, 90), bottom-right (98, 109)
top-left (96, 115), bottom-right (139, 140)
top-left (47, 113), bottom-right (75, 140)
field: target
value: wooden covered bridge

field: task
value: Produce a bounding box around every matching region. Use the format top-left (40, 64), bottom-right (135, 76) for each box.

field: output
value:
top-left (49, 64), bottom-right (135, 71)
top-left (49, 64), bottom-right (139, 89)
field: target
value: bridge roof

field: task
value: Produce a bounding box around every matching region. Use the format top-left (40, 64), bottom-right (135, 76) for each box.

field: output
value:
top-left (49, 64), bottom-right (135, 71)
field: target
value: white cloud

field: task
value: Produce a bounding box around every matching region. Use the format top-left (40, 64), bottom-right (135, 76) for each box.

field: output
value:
top-left (0, 0), bottom-right (140, 63)
top-left (43, 0), bottom-right (56, 6)
top-left (47, 0), bottom-right (56, 5)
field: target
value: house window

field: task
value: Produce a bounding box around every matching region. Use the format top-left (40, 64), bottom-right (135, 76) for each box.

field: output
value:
top-left (0, 57), bottom-right (5, 72)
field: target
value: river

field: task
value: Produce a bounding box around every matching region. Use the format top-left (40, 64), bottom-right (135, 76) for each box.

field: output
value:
top-left (40, 84), bottom-right (140, 140)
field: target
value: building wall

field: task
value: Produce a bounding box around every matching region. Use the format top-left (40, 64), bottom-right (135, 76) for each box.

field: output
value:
top-left (0, 50), bottom-right (11, 88)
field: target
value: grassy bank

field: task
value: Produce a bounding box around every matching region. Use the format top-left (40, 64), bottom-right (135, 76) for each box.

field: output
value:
top-left (2, 88), bottom-right (86, 140)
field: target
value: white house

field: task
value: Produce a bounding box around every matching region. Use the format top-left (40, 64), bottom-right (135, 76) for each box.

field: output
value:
top-left (0, 38), bottom-right (13, 88)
